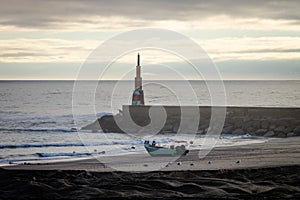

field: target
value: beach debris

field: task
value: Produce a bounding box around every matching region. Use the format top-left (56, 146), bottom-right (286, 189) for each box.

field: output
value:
top-left (208, 161), bottom-right (212, 164)
top-left (131, 146), bottom-right (136, 149)
top-left (9, 161), bottom-right (12, 165)
top-left (190, 162), bottom-right (194, 166)
top-left (23, 162), bottom-right (32, 165)
top-left (143, 164), bottom-right (148, 167)
top-left (177, 161), bottom-right (182, 166)
top-left (236, 160), bottom-right (241, 164)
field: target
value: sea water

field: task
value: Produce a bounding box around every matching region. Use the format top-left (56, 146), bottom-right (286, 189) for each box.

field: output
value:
top-left (0, 80), bottom-right (299, 163)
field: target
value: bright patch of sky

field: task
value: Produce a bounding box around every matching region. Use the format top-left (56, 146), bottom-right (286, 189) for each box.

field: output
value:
top-left (0, 0), bottom-right (299, 80)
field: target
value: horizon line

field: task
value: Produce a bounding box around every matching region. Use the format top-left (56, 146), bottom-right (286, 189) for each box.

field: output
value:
top-left (0, 79), bottom-right (299, 81)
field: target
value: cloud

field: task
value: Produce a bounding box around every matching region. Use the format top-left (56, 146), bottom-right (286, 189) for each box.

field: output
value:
top-left (0, 52), bottom-right (48, 57)
top-left (200, 37), bottom-right (300, 61)
top-left (217, 59), bottom-right (300, 80)
top-left (0, 1), bottom-right (299, 80)
top-left (0, 37), bottom-right (300, 63)
top-left (1, 60), bottom-right (299, 80)
top-left (0, 39), bottom-right (97, 62)
top-left (1, 0), bottom-right (300, 31)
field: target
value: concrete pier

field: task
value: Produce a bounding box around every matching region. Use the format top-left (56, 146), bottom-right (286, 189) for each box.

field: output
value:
top-left (82, 105), bottom-right (300, 137)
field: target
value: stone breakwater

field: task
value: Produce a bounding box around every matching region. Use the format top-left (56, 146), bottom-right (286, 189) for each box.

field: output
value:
top-left (82, 105), bottom-right (300, 137)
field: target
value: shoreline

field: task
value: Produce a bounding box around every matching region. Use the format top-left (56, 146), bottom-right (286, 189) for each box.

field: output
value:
top-left (3, 136), bottom-right (300, 172)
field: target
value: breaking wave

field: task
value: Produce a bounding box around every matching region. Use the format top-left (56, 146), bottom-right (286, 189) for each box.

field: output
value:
top-left (36, 152), bottom-right (93, 157)
top-left (0, 128), bottom-right (78, 133)
top-left (0, 138), bottom-right (173, 149)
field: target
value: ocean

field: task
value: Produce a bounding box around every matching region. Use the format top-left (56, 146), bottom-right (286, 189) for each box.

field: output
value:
top-left (0, 80), bottom-right (299, 164)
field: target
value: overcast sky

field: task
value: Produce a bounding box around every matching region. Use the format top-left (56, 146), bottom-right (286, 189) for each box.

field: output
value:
top-left (0, 0), bottom-right (300, 80)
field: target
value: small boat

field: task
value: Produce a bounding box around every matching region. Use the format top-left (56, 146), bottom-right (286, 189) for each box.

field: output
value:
top-left (144, 140), bottom-right (189, 157)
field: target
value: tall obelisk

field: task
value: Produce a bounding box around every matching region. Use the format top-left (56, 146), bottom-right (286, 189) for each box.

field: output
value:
top-left (135, 53), bottom-right (142, 89)
top-left (132, 53), bottom-right (145, 105)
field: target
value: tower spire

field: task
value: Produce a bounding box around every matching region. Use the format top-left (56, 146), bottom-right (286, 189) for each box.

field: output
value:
top-left (135, 53), bottom-right (142, 88)
top-left (132, 53), bottom-right (144, 105)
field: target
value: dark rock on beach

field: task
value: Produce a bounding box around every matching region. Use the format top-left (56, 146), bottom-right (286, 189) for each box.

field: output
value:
top-left (264, 131), bottom-right (275, 137)
top-left (287, 132), bottom-right (296, 137)
top-left (232, 128), bottom-right (245, 135)
top-left (274, 126), bottom-right (286, 134)
top-left (222, 125), bottom-right (233, 134)
top-left (294, 126), bottom-right (300, 135)
top-left (255, 129), bottom-right (268, 135)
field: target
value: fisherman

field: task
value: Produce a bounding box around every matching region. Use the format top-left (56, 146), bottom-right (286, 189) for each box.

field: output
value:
top-left (152, 141), bottom-right (156, 147)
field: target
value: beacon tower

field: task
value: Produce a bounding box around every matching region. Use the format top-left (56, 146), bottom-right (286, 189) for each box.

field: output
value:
top-left (132, 53), bottom-right (145, 105)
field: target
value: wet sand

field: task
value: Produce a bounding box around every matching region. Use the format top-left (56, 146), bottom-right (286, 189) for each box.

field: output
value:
top-left (3, 137), bottom-right (300, 171)
top-left (1, 137), bottom-right (300, 199)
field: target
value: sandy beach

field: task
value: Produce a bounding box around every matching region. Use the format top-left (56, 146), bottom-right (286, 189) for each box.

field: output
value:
top-left (3, 136), bottom-right (300, 171)
top-left (1, 136), bottom-right (300, 199)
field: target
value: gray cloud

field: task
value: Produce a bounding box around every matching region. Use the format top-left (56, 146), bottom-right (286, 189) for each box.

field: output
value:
top-left (226, 48), bottom-right (300, 54)
top-left (0, 52), bottom-right (49, 57)
top-left (1, 0), bottom-right (300, 28)
top-left (217, 59), bottom-right (300, 76)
